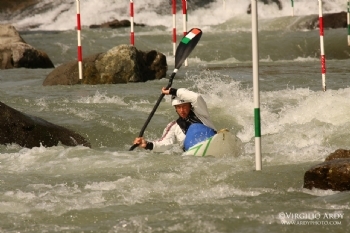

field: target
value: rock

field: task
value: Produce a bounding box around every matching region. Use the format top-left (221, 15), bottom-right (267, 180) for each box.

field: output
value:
top-left (0, 0), bottom-right (40, 14)
top-left (306, 12), bottom-right (348, 30)
top-left (0, 101), bottom-right (91, 148)
top-left (325, 149), bottom-right (350, 161)
top-left (43, 44), bottom-right (167, 86)
top-left (89, 19), bottom-right (145, 29)
top-left (303, 149), bottom-right (350, 191)
top-left (0, 24), bottom-right (25, 44)
top-left (43, 53), bottom-right (100, 86)
top-left (0, 24), bottom-right (54, 69)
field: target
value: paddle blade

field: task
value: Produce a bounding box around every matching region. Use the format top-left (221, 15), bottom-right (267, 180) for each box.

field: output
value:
top-left (175, 28), bottom-right (202, 70)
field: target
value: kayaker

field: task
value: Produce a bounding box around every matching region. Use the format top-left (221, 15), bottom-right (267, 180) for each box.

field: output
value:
top-left (133, 87), bottom-right (217, 152)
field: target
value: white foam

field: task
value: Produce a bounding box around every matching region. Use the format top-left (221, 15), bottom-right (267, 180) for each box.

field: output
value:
top-left (7, 0), bottom-right (346, 31)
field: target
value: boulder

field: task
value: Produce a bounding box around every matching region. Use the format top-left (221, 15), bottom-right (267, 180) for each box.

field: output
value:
top-left (0, 101), bottom-right (91, 148)
top-left (306, 11), bottom-right (348, 30)
top-left (0, 24), bottom-right (54, 69)
top-left (325, 149), bottom-right (350, 161)
top-left (43, 44), bottom-right (167, 86)
top-left (0, 0), bottom-right (40, 14)
top-left (90, 19), bottom-right (145, 29)
top-left (303, 149), bottom-right (350, 191)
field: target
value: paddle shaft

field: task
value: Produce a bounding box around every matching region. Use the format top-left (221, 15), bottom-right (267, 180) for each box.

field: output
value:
top-left (129, 72), bottom-right (176, 151)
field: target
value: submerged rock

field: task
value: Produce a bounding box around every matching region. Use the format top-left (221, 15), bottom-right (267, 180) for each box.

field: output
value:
top-left (0, 24), bottom-right (54, 69)
top-left (89, 19), bottom-right (145, 29)
top-left (305, 11), bottom-right (348, 30)
top-left (303, 149), bottom-right (350, 191)
top-left (0, 101), bottom-right (91, 148)
top-left (43, 44), bottom-right (167, 85)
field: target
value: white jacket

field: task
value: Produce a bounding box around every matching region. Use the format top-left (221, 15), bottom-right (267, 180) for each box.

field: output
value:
top-left (152, 88), bottom-right (216, 152)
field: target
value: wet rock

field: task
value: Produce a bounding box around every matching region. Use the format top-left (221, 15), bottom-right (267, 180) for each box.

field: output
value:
top-left (306, 12), bottom-right (348, 30)
top-left (89, 19), bottom-right (145, 29)
top-left (0, 101), bottom-right (91, 148)
top-left (43, 44), bottom-right (167, 86)
top-left (325, 149), bottom-right (350, 161)
top-left (0, 0), bottom-right (40, 14)
top-left (303, 149), bottom-right (350, 191)
top-left (0, 24), bottom-right (54, 69)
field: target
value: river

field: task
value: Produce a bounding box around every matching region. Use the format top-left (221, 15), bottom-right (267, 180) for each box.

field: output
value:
top-left (0, 0), bottom-right (349, 232)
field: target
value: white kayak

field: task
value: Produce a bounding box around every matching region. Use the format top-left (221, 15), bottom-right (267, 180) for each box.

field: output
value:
top-left (183, 129), bottom-right (243, 157)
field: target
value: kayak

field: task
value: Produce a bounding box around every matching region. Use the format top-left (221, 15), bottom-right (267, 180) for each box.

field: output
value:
top-left (183, 129), bottom-right (243, 157)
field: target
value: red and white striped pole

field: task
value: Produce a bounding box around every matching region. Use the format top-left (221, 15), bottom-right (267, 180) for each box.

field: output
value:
top-left (130, 0), bottom-right (135, 46)
top-left (76, 0), bottom-right (83, 80)
top-left (318, 0), bottom-right (326, 91)
top-left (182, 0), bottom-right (187, 37)
top-left (172, 0), bottom-right (176, 56)
top-left (182, 0), bottom-right (188, 66)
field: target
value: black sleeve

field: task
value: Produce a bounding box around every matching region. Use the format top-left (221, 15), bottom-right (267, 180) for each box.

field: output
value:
top-left (145, 142), bottom-right (154, 150)
top-left (169, 88), bottom-right (177, 96)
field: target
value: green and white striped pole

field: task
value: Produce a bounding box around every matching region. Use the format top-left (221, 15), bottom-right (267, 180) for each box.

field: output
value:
top-left (291, 0), bottom-right (294, 16)
top-left (251, 0), bottom-right (262, 171)
top-left (348, 0), bottom-right (350, 46)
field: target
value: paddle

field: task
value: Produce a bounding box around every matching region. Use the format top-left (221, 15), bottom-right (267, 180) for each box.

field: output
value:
top-left (129, 28), bottom-right (202, 151)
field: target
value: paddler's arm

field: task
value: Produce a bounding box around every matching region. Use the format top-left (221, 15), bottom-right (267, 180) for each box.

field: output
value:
top-left (133, 121), bottom-right (177, 152)
top-left (134, 121), bottom-right (176, 152)
top-left (132, 137), bottom-right (174, 152)
top-left (152, 121), bottom-right (177, 152)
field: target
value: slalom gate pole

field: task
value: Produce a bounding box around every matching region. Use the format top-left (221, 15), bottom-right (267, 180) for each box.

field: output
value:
top-left (182, 0), bottom-right (188, 66)
top-left (318, 0), bottom-right (326, 92)
top-left (251, 0), bottom-right (262, 171)
top-left (172, 0), bottom-right (176, 56)
top-left (76, 0), bottom-right (83, 80)
top-left (130, 0), bottom-right (135, 46)
top-left (291, 0), bottom-right (294, 16)
top-left (348, 0), bottom-right (350, 46)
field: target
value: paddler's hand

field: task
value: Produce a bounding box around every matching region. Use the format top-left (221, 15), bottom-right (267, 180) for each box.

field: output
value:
top-left (162, 87), bottom-right (171, 95)
top-left (133, 137), bottom-right (147, 148)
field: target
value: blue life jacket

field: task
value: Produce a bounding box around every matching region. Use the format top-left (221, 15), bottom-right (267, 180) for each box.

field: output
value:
top-left (184, 123), bottom-right (216, 151)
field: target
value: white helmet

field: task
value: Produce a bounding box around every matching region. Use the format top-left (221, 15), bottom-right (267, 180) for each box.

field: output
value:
top-left (171, 96), bottom-right (190, 106)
